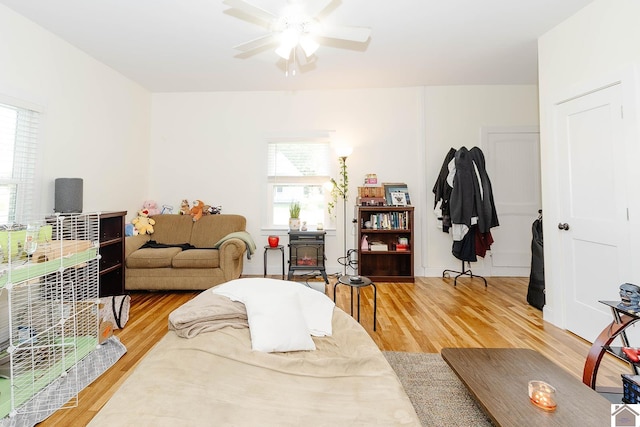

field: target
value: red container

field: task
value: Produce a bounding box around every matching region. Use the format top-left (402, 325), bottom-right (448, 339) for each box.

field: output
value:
top-left (268, 236), bottom-right (279, 247)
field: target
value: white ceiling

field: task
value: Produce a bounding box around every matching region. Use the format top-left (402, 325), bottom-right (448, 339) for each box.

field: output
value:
top-left (0, 0), bottom-right (594, 92)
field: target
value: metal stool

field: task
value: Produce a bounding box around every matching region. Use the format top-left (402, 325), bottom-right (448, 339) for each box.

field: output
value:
top-left (334, 275), bottom-right (377, 331)
top-left (263, 245), bottom-right (285, 280)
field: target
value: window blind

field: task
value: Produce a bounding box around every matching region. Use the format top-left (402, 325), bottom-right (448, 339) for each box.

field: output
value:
top-left (267, 141), bottom-right (331, 179)
top-left (0, 102), bottom-right (40, 223)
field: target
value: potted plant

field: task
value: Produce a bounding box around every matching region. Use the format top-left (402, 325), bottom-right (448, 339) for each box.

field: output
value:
top-left (289, 201), bottom-right (301, 231)
top-left (328, 156), bottom-right (349, 217)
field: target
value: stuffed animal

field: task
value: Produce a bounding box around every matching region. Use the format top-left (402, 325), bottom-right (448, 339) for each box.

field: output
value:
top-left (142, 200), bottom-right (161, 216)
top-left (179, 199), bottom-right (190, 215)
top-left (125, 223), bottom-right (138, 236)
top-left (190, 200), bottom-right (205, 222)
top-left (205, 205), bottom-right (222, 215)
top-left (131, 209), bottom-right (156, 234)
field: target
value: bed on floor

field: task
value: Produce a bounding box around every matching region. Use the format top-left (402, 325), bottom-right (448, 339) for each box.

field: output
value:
top-left (88, 278), bottom-right (420, 426)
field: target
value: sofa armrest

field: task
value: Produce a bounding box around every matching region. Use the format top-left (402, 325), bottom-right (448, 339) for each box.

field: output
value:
top-left (219, 238), bottom-right (246, 281)
top-left (125, 234), bottom-right (151, 260)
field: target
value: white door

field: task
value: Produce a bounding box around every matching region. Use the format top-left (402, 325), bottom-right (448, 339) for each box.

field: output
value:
top-left (555, 83), bottom-right (630, 341)
top-left (483, 127), bottom-right (541, 276)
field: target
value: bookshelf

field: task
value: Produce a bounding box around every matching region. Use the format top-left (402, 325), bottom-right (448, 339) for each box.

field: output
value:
top-left (98, 211), bottom-right (126, 296)
top-left (355, 206), bottom-right (414, 282)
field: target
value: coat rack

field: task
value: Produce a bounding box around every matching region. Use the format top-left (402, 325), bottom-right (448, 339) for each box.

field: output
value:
top-left (434, 146), bottom-right (498, 288)
top-left (443, 261), bottom-right (487, 287)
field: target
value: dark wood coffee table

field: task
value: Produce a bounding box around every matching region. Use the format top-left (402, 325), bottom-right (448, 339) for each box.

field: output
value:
top-left (441, 348), bottom-right (610, 426)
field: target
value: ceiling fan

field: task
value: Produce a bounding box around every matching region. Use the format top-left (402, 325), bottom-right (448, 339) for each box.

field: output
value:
top-left (222, 0), bottom-right (371, 62)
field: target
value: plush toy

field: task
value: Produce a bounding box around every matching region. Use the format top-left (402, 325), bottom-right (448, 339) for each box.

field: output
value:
top-left (190, 200), bottom-right (205, 222)
top-left (142, 200), bottom-right (161, 216)
top-left (205, 205), bottom-right (222, 215)
top-left (179, 199), bottom-right (190, 215)
top-left (131, 209), bottom-right (156, 234)
top-left (125, 223), bottom-right (139, 236)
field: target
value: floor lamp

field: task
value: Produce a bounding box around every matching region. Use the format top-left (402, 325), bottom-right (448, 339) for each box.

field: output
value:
top-left (330, 147), bottom-right (351, 277)
top-left (339, 155), bottom-right (349, 276)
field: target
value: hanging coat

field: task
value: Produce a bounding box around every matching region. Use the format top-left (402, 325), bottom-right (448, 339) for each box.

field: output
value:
top-left (527, 214), bottom-right (545, 310)
top-left (432, 147), bottom-right (456, 232)
top-left (449, 146), bottom-right (476, 232)
top-left (469, 147), bottom-right (499, 233)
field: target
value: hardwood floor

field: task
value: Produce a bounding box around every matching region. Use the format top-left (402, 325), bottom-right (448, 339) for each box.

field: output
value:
top-left (38, 276), bottom-right (624, 426)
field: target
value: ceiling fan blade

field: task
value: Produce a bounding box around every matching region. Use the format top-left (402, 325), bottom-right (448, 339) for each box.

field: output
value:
top-left (317, 25), bottom-right (371, 43)
top-left (223, 0), bottom-right (278, 24)
top-left (232, 33), bottom-right (278, 52)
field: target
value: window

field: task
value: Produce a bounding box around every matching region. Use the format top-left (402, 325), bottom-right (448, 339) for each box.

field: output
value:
top-left (267, 138), bottom-right (331, 228)
top-left (0, 101), bottom-right (40, 223)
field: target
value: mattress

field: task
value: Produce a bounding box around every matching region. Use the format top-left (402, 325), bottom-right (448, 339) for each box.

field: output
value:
top-left (89, 282), bottom-right (420, 426)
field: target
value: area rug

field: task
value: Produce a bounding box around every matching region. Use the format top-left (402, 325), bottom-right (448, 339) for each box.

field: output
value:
top-left (383, 351), bottom-right (494, 427)
top-left (0, 336), bottom-right (126, 427)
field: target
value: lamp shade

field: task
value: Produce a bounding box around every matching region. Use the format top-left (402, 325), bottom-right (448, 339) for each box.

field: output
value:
top-left (299, 35), bottom-right (319, 57)
top-left (335, 145), bottom-right (353, 158)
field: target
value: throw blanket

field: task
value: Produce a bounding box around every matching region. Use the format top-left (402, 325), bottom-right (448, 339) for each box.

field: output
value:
top-left (213, 231), bottom-right (256, 259)
top-left (89, 302), bottom-right (420, 426)
top-left (140, 240), bottom-right (195, 250)
top-left (168, 289), bottom-right (248, 338)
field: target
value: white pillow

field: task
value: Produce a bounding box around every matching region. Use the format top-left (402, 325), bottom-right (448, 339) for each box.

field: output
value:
top-left (213, 278), bottom-right (335, 336)
top-left (243, 291), bottom-right (316, 353)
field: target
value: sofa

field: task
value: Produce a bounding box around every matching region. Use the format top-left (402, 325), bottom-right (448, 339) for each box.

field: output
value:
top-left (125, 214), bottom-right (255, 291)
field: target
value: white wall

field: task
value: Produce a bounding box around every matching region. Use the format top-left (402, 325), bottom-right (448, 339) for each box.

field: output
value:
top-left (151, 86), bottom-right (539, 276)
top-left (0, 4), bottom-right (151, 216)
top-left (538, 0), bottom-right (640, 326)
top-left (422, 85), bottom-right (540, 276)
top-left (0, 3), bottom-right (541, 279)
top-left (150, 88), bottom-right (423, 276)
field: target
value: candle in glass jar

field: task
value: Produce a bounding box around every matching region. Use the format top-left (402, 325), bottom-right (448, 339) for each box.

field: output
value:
top-left (528, 380), bottom-right (557, 411)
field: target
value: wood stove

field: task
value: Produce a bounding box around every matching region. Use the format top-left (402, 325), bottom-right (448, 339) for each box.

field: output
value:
top-left (287, 230), bottom-right (328, 283)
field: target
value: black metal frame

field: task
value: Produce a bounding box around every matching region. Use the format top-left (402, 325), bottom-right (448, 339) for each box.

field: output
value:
top-left (443, 260), bottom-right (487, 287)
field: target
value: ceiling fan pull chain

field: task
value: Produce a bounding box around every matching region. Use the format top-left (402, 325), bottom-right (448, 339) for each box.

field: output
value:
top-left (292, 48), bottom-right (297, 76)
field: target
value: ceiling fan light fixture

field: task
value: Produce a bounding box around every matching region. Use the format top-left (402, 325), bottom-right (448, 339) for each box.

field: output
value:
top-left (224, 0), bottom-right (372, 75)
top-left (299, 35), bottom-right (319, 57)
top-left (276, 27), bottom-right (299, 59)
top-left (275, 44), bottom-right (293, 59)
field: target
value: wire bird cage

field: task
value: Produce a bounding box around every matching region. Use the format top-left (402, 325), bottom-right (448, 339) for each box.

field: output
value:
top-left (0, 213), bottom-right (100, 419)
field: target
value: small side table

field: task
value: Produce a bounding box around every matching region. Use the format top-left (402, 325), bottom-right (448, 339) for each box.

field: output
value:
top-left (263, 245), bottom-right (285, 280)
top-left (334, 275), bottom-right (377, 331)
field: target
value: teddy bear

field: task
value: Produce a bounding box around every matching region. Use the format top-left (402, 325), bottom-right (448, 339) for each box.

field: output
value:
top-left (190, 200), bottom-right (205, 222)
top-left (179, 199), bottom-right (190, 216)
top-left (142, 200), bottom-right (161, 216)
top-left (131, 209), bottom-right (156, 234)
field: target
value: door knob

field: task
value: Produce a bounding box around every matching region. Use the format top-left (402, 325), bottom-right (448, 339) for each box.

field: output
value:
top-left (558, 222), bottom-right (570, 230)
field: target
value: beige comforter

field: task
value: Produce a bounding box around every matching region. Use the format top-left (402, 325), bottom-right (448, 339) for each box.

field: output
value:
top-left (89, 291), bottom-right (420, 427)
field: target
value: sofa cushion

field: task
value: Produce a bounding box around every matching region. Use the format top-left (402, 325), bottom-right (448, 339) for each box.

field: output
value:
top-left (190, 215), bottom-right (247, 247)
top-left (172, 249), bottom-right (220, 269)
top-left (149, 215), bottom-right (195, 245)
top-left (126, 247), bottom-right (183, 268)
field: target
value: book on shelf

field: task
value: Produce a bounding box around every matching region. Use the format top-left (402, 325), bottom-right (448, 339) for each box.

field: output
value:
top-left (367, 212), bottom-right (410, 230)
top-left (369, 241), bottom-right (388, 251)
